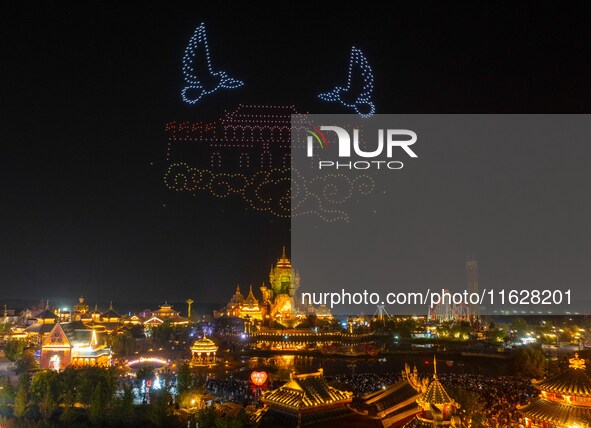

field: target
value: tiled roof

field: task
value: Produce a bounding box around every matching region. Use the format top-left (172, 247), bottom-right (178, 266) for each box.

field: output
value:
top-left (520, 397), bottom-right (591, 426)
top-left (534, 368), bottom-right (591, 397)
top-left (262, 371), bottom-right (352, 411)
top-left (420, 379), bottom-right (453, 405)
top-left (34, 309), bottom-right (58, 319)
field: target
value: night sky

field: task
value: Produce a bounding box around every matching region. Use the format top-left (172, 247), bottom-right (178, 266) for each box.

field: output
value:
top-left (2, 2), bottom-right (591, 306)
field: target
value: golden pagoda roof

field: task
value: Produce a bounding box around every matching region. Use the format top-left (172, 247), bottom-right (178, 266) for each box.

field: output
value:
top-left (262, 369), bottom-right (352, 411)
top-left (419, 356), bottom-right (453, 405)
top-left (275, 246), bottom-right (292, 269)
top-left (228, 285), bottom-right (245, 305)
top-left (190, 334), bottom-right (218, 352)
top-left (420, 378), bottom-right (453, 405)
top-left (244, 285), bottom-right (259, 307)
top-left (520, 397), bottom-right (591, 426)
top-left (534, 368), bottom-right (591, 397)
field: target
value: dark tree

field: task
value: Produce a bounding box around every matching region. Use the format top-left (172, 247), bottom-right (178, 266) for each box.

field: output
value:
top-left (13, 373), bottom-right (29, 418)
top-left (0, 376), bottom-right (15, 417)
top-left (3, 339), bottom-right (25, 362)
top-left (514, 346), bottom-right (546, 378)
top-left (176, 362), bottom-right (192, 393)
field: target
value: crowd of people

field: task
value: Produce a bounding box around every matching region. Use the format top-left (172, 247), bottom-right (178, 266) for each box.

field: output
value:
top-left (439, 373), bottom-right (537, 427)
top-left (200, 366), bottom-right (538, 426)
top-left (205, 376), bottom-right (253, 403)
top-left (328, 372), bottom-right (403, 395)
top-left (327, 372), bottom-right (537, 426)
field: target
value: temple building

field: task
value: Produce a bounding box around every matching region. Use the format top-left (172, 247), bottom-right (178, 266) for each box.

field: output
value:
top-left (402, 358), bottom-right (462, 428)
top-left (144, 302), bottom-right (189, 327)
top-left (216, 248), bottom-right (330, 327)
top-left (259, 368), bottom-right (364, 427)
top-left (24, 306), bottom-right (59, 345)
top-left (220, 285), bottom-right (264, 321)
top-left (94, 303), bottom-right (124, 333)
top-left (190, 334), bottom-right (218, 367)
top-left (40, 321), bottom-right (111, 370)
top-left (71, 296), bottom-right (92, 322)
top-left (519, 353), bottom-right (591, 427)
top-left (262, 247), bottom-right (300, 320)
top-left (353, 363), bottom-right (428, 427)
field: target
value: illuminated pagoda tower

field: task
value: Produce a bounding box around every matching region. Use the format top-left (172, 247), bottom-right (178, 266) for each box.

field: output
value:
top-left (403, 357), bottom-right (462, 428)
top-left (519, 353), bottom-right (591, 427)
top-left (215, 248), bottom-right (330, 328)
top-left (263, 246), bottom-right (300, 319)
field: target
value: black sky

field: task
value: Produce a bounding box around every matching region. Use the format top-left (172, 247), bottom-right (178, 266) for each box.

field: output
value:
top-left (2, 2), bottom-right (591, 306)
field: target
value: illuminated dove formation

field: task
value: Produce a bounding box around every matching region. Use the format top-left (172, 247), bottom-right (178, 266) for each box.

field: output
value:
top-left (318, 46), bottom-right (375, 118)
top-left (181, 23), bottom-right (244, 104)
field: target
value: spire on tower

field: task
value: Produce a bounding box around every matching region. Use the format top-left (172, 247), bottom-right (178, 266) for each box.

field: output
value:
top-left (433, 355), bottom-right (438, 379)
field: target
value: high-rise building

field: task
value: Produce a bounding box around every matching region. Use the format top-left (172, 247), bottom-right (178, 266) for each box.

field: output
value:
top-left (466, 258), bottom-right (479, 320)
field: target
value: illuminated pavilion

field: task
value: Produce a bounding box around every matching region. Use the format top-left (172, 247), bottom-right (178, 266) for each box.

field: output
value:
top-left (519, 353), bottom-right (591, 428)
top-left (190, 334), bottom-right (218, 367)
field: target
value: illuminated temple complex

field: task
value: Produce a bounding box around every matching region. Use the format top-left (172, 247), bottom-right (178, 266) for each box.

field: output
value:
top-left (519, 353), bottom-right (591, 428)
top-left (216, 248), bottom-right (331, 326)
top-left (20, 298), bottom-right (190, 370)
top-left (256, 360), bottom-right (460, 428)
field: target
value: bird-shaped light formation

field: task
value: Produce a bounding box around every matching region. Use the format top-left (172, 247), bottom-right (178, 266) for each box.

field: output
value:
top-left (181, 23), bottom-right (244, 104)
top-left (318, 46), bottom-right (375, 118)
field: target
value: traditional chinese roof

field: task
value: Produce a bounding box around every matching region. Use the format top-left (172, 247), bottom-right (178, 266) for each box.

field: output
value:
top-left (357, 379), bottom-right (423, 418)
top-left (419, 357), bottom-right (453, 405)
top-left (24, 323), bottom-right (55, 334)
top-left (101, 307), bottom-right (121, 320)
top-left (533, 354), bottom-right (591, 397)
top-left (262, 369), bottom-right (352, 412)
top-left (420, 378), bottom-right (453, 405)
top-left (519, 397), bottom-right (591, 426)
top-left (190, 335), bottom-right (218, 352)
top-left (34, 309), bottom-right (58, 320)
top-left (259, 407), bottom-right (369, 428)
top-left (534, 369), bottom-right (591, 397)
